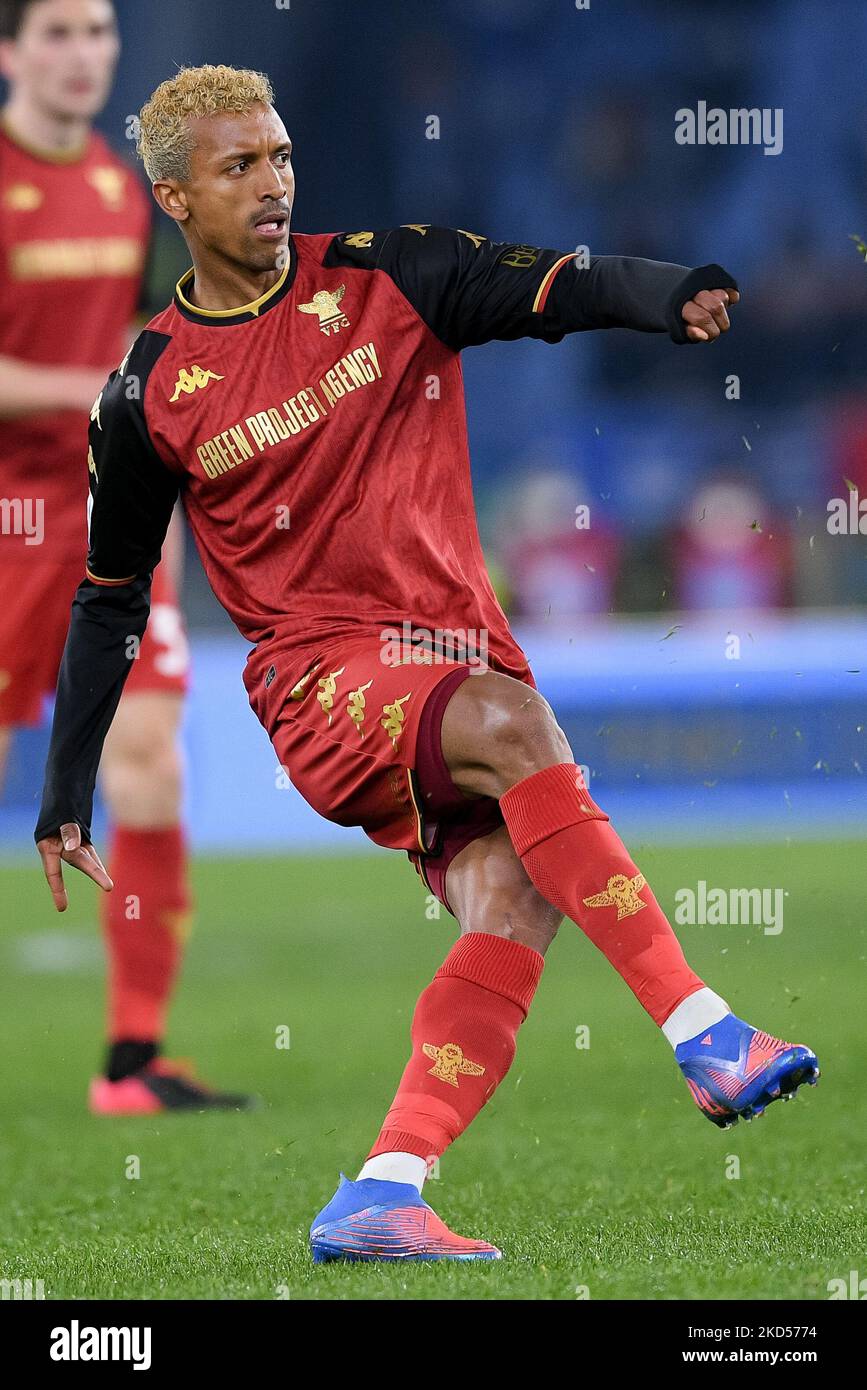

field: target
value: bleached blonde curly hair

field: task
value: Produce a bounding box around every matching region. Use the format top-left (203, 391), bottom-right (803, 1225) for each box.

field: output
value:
top-left (137, 64), bottom-right (275, 183)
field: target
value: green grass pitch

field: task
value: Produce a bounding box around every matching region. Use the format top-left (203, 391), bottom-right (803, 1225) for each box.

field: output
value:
top-left (0, 839), bottom-right (863, 1300)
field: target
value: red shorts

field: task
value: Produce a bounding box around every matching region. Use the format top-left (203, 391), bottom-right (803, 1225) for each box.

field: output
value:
top-left (258, 638), bottom-right (535, 915)
top-left (0, 557), bottom-right (189, 726)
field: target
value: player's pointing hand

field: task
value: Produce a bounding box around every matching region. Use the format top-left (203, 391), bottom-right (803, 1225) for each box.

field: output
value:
top-left (36, 823), bottom-right (113, 913)
top-left (682, 287), bottom-right (740, 343)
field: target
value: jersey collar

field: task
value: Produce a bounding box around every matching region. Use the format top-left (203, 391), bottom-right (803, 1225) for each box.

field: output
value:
top-left (173, 237), bottom-right (297, 326)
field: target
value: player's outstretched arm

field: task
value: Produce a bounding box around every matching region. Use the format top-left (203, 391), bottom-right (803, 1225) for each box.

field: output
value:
top-left (35, 573), bottom-right (156, 910)
top-left (35, 336), bottom-right (179, 911)
top-left (335, 226), bottom-right (738, 350)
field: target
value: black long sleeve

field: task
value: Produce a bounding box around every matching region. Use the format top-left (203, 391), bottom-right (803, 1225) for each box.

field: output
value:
top-left (35, 330), bottom-right (178, 844)
top-left (543, 255), bottom-right (737, 343)
top-left (35, 577), bottom-right (153, 842)
top-left (326, 225), bottom-right (737, 350)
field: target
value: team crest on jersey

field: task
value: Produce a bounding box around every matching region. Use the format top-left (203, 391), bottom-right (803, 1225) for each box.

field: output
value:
top-left (583, 872), bottom-right (647, 920)
top-left (86, 166), bottom-right (126, 211)
top-left (169, 364), bottom-right (225, 403)
top-left (3, 182), bottom-right (43, 211)
top-left (343, 231), bottom-right (374, 248)
top-left (297, 285), bottom-right (349, 336)
top-left (422, 1042), bottom-right (485, 1089)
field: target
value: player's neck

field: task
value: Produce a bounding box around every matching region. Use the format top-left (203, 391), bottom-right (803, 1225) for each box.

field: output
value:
top-left (1, 92), bottom-right (90, 161)
top-left (184, 256), bottom-right (287, 313)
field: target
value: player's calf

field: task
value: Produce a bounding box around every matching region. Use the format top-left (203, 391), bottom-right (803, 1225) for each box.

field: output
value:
top-left (444, 825), bottom-right (563, 956)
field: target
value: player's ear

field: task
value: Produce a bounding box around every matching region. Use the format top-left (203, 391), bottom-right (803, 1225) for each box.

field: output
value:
top-left (152, 180), bottom-right (189, 224)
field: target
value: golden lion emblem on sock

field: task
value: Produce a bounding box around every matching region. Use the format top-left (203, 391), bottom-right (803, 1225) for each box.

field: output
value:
top-left (582, 872), bottom-right (647, 919)
top-left (422, 1042), bottom-right (485, 1088)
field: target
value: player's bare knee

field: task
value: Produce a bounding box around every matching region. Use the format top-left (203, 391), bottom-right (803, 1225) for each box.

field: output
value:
top-left (443, 671), bottom-right (571, 798)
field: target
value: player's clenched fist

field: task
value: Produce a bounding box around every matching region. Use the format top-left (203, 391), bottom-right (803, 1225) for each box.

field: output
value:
top-left (681, 287), bottom-right (740, 342)
top-left (36, 822), bottom-right (113, 913)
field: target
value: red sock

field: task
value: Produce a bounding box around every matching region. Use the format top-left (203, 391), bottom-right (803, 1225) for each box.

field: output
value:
top-left (368, 932), bottom-right (543, 1161)
top-left (500, 763), bottom-right (704, 1026)
top-left (100, 825), bottom-right (192, 1043)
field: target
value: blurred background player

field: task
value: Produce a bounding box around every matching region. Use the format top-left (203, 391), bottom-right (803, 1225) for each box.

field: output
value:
top-left (0, 0), bottom-right (250, 1111)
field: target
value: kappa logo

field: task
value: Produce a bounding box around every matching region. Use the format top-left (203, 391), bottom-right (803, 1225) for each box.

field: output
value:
top-left (380, 692), bottom-right (411, 748)
top-left (288, 662), bottom-right (322, 701)
top-left (316, 666), bottom-right (346, 725)
top-left (422, 1042), bottom-right (485, 1089)
top-left (347, 679), bottom-right (374, 738)
top-left (169, 364), bottom-right (224, 403)
top-left (583, 872), bottom-right (647, 920)
top-left (297, 284), bottom-right (349, 336)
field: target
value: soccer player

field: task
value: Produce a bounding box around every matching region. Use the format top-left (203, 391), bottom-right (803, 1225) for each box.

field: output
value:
top-left (0, 1), bottom-right (250, 1111)
top-left (34, 64), bottom-right (819, 1261)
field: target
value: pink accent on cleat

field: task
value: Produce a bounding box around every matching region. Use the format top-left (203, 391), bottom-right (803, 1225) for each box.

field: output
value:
top-left (744, 1029), bottom-right (790, 1076)
top-left (89, 1075), bottom-right (163, 1115)
top-left (319, 1203), bottom-right (501, 1260)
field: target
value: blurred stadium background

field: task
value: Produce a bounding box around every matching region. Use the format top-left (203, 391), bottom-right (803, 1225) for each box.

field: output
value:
top-left (3, 0), bottom-right (866, 858)
top-left (2, 0), bottom-right (866, 1303)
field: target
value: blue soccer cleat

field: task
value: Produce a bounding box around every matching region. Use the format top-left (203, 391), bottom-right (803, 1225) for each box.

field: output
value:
top-left (677, 1013), bottom-right (819, 1128)
top-left (309, 1175), bottom-right (502, 1263)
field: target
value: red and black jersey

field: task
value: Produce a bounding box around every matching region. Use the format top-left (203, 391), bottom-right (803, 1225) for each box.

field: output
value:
top-left (0, 116), bottom-right (150, 558)
top-left (36, 223), bottom-right (735, 840)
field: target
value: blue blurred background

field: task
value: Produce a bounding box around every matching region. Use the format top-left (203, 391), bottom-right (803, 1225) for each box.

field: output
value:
top-left (3, 0), bottom-right (866, 853)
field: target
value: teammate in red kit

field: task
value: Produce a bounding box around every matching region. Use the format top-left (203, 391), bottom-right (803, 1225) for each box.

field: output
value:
top-left (0, 1), bottom-right (250, 1112)
top-left (34, 64), bottom-right (819, 1261)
